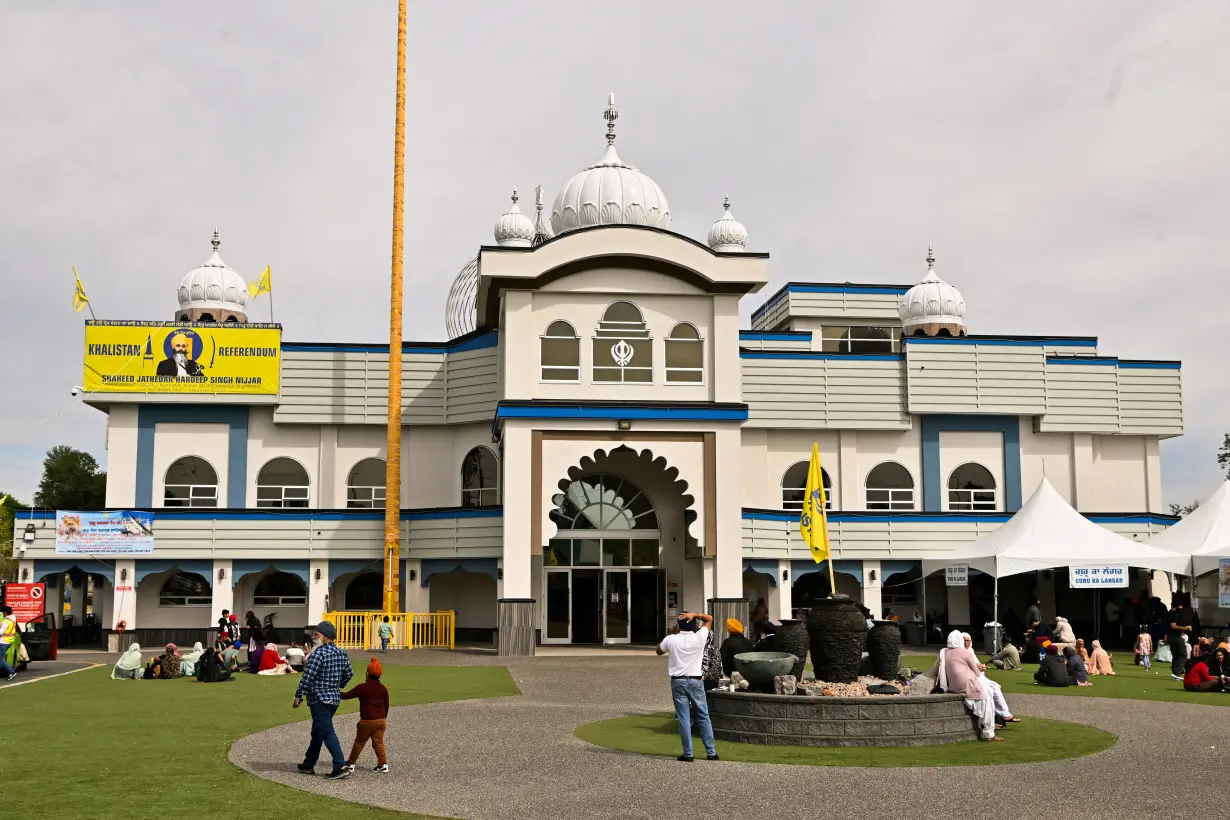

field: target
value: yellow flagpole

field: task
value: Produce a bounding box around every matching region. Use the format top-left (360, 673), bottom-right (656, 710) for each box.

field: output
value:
top-left (383, 0), bottom-right (408, 615)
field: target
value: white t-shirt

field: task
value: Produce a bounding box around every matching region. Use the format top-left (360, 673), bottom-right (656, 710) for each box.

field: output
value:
top-left (659, 626), bottom-right (709, 677)
top-left (285, 646), bottom-right (305, 662)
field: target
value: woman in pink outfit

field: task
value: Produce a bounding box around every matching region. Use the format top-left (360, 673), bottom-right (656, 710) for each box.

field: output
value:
top-left (928, 631), bottom-right (1000, 742)
top-left (1086, 640), bottom-right (1116, 675)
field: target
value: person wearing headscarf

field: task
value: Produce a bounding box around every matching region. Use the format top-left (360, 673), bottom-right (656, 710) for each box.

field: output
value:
top-left (1063, 646), bottom-right (1091, 685)
top-left (1075, 638), bottom-right (1090, 664)
top-left (1035, 644), bottom-right (1070, 687)
top-left (178, 642), bottom-right (205, 677)
top-left (1086, 640), bottom-right (1115, 675)
top-left (111, 643), bottom-right (144, 679)
top-left (258, 642), bottom-right (290, 675)
top-left (719, 618), bottom-right (756, 677)
top-left (1051, 617), bottom-right (1076, 650)
top-left (196, 647), bottom-right (233, 683)
top-left (157, 643), bottom-right (182, 679)
top-left (927, 631), bottom-right (1000, 741)
top-left (961, 633), bottom-right (1019, 724)
top-left (1183, 654), bottom-right (1221, 692)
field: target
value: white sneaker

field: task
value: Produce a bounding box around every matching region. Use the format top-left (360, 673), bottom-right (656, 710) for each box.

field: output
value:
top-left (343, 764), bottom-right (355, 774)
top-left (373, 764), bottom-right (389, 773)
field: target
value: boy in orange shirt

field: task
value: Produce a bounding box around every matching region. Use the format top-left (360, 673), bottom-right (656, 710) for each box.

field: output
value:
top-left (341, 658), bottom-right (391, 773)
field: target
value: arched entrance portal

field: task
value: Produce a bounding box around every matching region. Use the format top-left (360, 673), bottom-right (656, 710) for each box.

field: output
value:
top-left (543, 473), bottom-right (667, 645)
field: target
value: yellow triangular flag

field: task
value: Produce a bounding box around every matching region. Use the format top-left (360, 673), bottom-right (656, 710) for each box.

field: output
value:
top-left (72, 267), bottom-right (90, 312)
top-left (248, 265), bottom-right (271, 300)
top-left (799, 443), bottom-right (831, 563)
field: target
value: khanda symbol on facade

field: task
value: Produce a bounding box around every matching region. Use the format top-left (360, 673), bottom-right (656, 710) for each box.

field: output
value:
top-left (611, 339), bottom-right (635, 367)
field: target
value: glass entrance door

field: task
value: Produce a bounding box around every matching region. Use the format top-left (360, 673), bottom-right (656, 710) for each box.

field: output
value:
top-left (603, 569), bottom-right (630, 644)
top-left (544, 569), bottom-right (571, 644)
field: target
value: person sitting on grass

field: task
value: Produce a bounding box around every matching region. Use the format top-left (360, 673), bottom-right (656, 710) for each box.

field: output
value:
top-left (1086, 640), bottom-right (1115, 676)
top-left (1035, 644), bottom-right (1070, 687)
top-left (257, 643), bottom-right (291, 675)
top-left (928, 631), bottom-right (1001, 742)
top-left (1076, 638), bottom-right (1090, 665)
top-left (179, 642), bottom-right (205, 677)
top-left (1183, 654), bottom-right (1221, 692)
top-left (196, 647), bottom-right (235, 683)
top-left (1063, 646), bottom-right (1092, 686)
top-left (157, 644), bottom-right (182, 680)
top-left (285, 642), bottom-right (306, 673)
top-left (221, 640), bottom-right (245, 673)
top-left (990, 637), bottom-right (1021, 670)
top-left (111, 643), bottom-right (143, 680)
top-left (1207, 647), bottom-right (1230, 689)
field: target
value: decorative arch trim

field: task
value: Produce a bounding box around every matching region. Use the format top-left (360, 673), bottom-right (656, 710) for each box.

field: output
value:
top-left (230, 559), bottom-right (310, 589)
top-left (791, 558), bottom-right (864, 585)
top-left (134, 559), bottom-right (213, 586)
top-left (420, 558), bottom-right (499, 587)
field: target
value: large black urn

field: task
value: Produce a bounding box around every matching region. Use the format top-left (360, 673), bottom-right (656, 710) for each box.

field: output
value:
top-left (866, 620), bottom-right (902, 680)
top-left (774, 619), bottom-right (808, 679)
top-left (805, 596), bottom-right (868, 683)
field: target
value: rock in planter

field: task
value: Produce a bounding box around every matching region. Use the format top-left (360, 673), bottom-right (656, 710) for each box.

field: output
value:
top-left (866, 620), bottom-right (903, 681)
top-left (773, 675), bottom-right (797, 695)
top-left (774, 618), bottom-right (809, 679)
top-left (806, 596), bottom-right (868, 684)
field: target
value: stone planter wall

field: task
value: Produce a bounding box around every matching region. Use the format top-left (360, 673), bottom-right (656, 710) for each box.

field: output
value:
top-left (707, 690), bottom-right (981, 748)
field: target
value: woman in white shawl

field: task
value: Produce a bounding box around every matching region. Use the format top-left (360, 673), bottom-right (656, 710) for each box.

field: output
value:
top-left (962, 632), bottom-right (1020, 725)
top-left (111, 643), bottom-right (143, 679)
top-left (179, 642), bottom-right (205, 677)
top-left (928, 630), bottom-right (1001, 742)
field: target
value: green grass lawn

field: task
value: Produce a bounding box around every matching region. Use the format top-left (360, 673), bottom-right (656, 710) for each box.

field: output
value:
top-left (576, 713), bottom-right (1114, 767)
top-left (5, 662), bottom-right (518, 819)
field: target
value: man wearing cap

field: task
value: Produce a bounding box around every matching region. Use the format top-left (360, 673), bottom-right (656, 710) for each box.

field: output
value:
top-left (294, 621), bottom-right (354, 779)
top-left (656, 611), bottom-right (718, 762)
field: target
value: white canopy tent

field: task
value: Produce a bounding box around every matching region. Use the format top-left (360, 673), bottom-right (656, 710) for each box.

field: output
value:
top-left (1144, 479), bottom-right (1230, 577)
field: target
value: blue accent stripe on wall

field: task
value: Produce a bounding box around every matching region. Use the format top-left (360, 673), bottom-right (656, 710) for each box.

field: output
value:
top-left (15, 506), bottom-right (504, 522)
top-left (738, 331), bottom-right (813, 341)
top-left (136, 406), bottom-right (250, 507)
top-left (281, 330), bottom-right (499, 356)
top-left (1047, 357), bottom-right (1118, 366)
top-left (740, 352), bottom-right (902, 361)
top-left (1119, 361), bottom-right (1181, 370)
top-left (920, 415), bottom-right (1022, 513)
top-left (740, 509), bottom-right (1177, 526)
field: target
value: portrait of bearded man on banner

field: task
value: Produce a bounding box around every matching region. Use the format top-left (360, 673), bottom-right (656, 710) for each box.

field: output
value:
top-left (156, 330), bottom-right (205, 377)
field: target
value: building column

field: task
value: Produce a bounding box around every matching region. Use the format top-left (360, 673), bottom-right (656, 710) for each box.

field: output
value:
top-left (69, 571), bottom-right (88, 625)
top-left (212, 560), bottom-right (234, 625)
top-left (402, 559), bottom-right (430, 612)
top-left (112, 559), bottom-right (137, 631)
top-left (1071, 433), bottom-right (1094, 510)
top-left (1144, 437), bottom-right (1164, 514)
top-left (317, 425), bottom-right (338, 508)
top-left (713, 428), bottom-right (744, 598)
top-left (862, 560), bottom-right (883, 620)
top-left (838, 430), bottom-right (858, 511)
top-left (776, 559), bottom-right (793, 620)
top-left (309, 558), bottom-right (329, 621)
top-left (497, 425), bottom-right (534, 656)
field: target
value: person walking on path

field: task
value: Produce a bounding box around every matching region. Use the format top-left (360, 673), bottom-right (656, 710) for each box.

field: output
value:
top-left (377, 616), bottom-right (394, 654)
top-left (656, 611), bottom-right (718, 762)
top-left (1168, 599), bottom-right (1193, 681)
top-left (294, 621), bottom-right (354, 780)
top-left (341, 658), bottom-right (391, 773)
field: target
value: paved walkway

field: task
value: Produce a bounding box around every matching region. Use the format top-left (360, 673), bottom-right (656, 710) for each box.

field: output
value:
top-left (230, 652), bottom-right (1205, 820)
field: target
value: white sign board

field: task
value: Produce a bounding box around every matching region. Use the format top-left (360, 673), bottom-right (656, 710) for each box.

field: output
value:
top-left (1069, 565), bottom-right (1128, 588)
top-left (945, 565), bottom-right (968, 586)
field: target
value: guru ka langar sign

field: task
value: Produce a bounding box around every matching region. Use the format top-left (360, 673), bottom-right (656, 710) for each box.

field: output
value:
top-left (83, 321), bottom-right (281, 395)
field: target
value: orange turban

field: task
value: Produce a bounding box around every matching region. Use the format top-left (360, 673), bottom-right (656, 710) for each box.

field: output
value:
top-left (726, 618), bottom-right (744, 635)
top-left (367, 658), bottom-right (382, 678)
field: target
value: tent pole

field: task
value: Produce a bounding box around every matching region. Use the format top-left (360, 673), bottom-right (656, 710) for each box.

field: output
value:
top-left (993, 574), bottom-right (999, 654)
top-left (921, 573), bottom-right (928, 646)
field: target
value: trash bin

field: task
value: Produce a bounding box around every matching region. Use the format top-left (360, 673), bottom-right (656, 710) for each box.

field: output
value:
top-left (982, 624), bottom-right (1002, 655)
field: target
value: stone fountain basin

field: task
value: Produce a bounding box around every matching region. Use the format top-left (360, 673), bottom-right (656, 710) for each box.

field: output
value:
top-left (733, 651), bottom-right (798, 691)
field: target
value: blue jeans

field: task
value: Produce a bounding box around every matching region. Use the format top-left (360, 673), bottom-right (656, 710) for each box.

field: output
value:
top-left (303, 700), bottom-right (345, 771)
top-left (670, 678), bottom-right (715, 758)
top-left (0, 643), bottom-right (14, 677)
top-left (380, 636), bottom-right (389, 653)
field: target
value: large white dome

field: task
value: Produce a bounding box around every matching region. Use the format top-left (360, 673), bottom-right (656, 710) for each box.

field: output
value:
top-left (444, 256), bottom-right (479, 339)
top-left (898, 248), bottom-right (967, 337)
top-left (176, 230), bottom-right (249, 321)
top-left (550, 94), bottom-right (671, 236)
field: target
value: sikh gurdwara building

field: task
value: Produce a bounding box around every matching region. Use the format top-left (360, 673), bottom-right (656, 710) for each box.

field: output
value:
top-left (17, 97), bottom-right (1184, 655)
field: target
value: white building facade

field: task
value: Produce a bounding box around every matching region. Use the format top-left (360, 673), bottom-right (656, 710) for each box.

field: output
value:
top-left (17, 97), bottom-right (1184, 655)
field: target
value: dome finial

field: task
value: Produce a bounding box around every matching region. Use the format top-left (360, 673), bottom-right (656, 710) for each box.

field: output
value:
top-left (532, 184), bottom-right (552, 247)
top-left (212, 227), bottom-right (220, 252)
top-left (723, 195), bottom-right (731, 212)
top-left (510, 187), bottom-right (519, 205)
top-left (604, 92), bottom-right (618, 147)
top-left (926, 245), bottom-right (935, 269)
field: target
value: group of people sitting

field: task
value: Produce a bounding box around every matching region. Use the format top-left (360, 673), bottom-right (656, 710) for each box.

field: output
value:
top-left (1033, 639), bottom-right (1114, 687)
top-left (1181, 642), bottom-right (1230, 692)
top-left (110, 637), bottom-right (309, 682)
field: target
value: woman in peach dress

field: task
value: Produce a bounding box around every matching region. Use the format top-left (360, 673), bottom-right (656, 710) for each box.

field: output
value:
top-left (1086, 640), bottom-right (1116, 675)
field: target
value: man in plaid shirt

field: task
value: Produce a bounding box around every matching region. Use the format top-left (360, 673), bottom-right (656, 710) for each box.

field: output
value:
top-left (294, 621), bottom-right (354, 779)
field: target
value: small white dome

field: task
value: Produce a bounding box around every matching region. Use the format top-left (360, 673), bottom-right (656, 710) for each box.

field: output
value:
top-left (707, 197), bottom-right (747, 252)
top-left (550, 93), bottom-right (671, 236)
top-left (444, 256), bottom-right (479, 339)
top-left (176, 230), bottom-right (249, 320)
top-left (898, 248), bottom-right (967, 337)
top-left (493, 189), bottom-right (535, 247)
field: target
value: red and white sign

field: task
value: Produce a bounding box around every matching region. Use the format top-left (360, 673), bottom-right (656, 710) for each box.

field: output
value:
top-left (5, 583), bottom-right (46, 624)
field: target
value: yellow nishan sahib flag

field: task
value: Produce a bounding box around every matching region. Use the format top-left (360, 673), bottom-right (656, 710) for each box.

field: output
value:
top-left (799, 443), bottom-right (831, 563)
top-left (72, 267), bottom-right (90, 312)
top-left (248, 265), bottom-right (271, 300)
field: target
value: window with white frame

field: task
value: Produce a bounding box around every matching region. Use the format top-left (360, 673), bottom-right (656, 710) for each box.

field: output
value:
top-left (781, 461), bottom-right (834, 511)
top-left (163, 456), bottom-right (218, 507)
top-left (865, 462), bottom-right (915, 510)
top-left (592, 301), bottom-right (652, 383)
top-left (947, 462), bottom-right (997, 511)
top-left (540, 320), bottom-right (580, 381)
top-left (159, 571), bottom-right (212, 606)
top-left (665, 322), bottom-right (704, 383)
top-left (256, 457), bottom-right (310, 508)
top-left (253, 571), bottom-right (307, 606)
top-left (346, 457), bottom-right (386, 509)
top-left (461, 446), bottom-right (499, 507)
top-left (820, 325), bottom-right (901, 354)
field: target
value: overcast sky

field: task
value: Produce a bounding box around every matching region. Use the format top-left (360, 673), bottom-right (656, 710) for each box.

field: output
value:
top-left (1, 1), bottom-right (1227, 507)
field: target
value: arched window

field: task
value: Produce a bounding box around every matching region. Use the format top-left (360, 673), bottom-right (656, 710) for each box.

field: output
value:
top-left (344, 572), bottom-right (383, 610)
top-left (346, 458), bottom-right (386, 509)
top-left (593, 301), bottom-right (652, 383)
top-left (253, 571), bottom-right (307, 606)
top-left (179, 313), bottom-right (191, 322)
top-left (550, 474), bottom-right (659, 531)
top-left (158, 572), bottom-right (212, 606)
top-left (781, 461), bottom-right (834, 511)
top-left (163, 456), bottom-right (218, 507)
top-left (865, 462), bottom-right (915, 511)
top-left (461, 447), bottom-right (499, 507)
top-left (665, 322), bottom-right (704, 383)
top-left (540, 320), bottom-right (580, 382)
top-left (198, 313), bottom-right (215, 322)
top-left (256, 457), bottom-right (310, 508)
top-left (225, 315), bottom-right (239, 323)
top-left (947, 463), bottom-right (997, 511)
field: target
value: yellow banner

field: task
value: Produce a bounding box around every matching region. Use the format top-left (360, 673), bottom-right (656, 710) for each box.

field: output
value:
top-left (83, 321), bottom-right (281, 394)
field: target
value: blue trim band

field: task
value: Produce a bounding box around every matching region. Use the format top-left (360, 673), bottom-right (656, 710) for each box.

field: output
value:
top-left (786, 285), bottom-right (911, 295)
top-left (231, 559), bottom-right (310, 590)
top-left (738, 331), bottom-right (813, 342)
top-left (920, 415), bottom-right (1021, 513)
top-left (495, 405), bottom-right (749, 421)
top-left (1119, 361), bottom-right (1181, 370)
top-left (742, 558), bottom-right (780, 586)
top-left (740, 352), bottom-right (902, 361)
top-left (136, 406), bottom-right (249, 507)
top-left (134, 559), bottom-right (213, 586)
top-left (908, 338), bottom-right (1040, 347)
top-left (1047, 357), bottom-right (1118, 366)
top-left (328, 558), bottom-right (384, 586)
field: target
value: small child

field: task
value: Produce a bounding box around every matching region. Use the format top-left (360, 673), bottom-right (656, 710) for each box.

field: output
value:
top-left (341, 658), bottom-right (391, 773)
top-left (1135, 629), bottom-right (1153, 671)
top-left (378, 616), bottom-right (394, 654)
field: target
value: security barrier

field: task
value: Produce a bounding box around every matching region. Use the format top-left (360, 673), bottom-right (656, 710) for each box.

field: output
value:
top-left (321, 611), bottom-right (455, 651)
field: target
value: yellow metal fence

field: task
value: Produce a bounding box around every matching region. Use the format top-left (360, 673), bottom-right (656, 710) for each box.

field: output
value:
top-left (322, 611), bottom-right (455, 651)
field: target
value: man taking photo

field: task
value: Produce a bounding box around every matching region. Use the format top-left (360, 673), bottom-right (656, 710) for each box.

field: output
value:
top-left (656, 611), bottom-right (718, 762)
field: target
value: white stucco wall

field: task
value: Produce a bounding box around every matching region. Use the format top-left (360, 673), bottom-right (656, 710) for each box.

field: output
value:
top-left (853, 428), bottom-right (923, 511)
top-left (938, 430), bottom-right (1005, 512)
top-left (152, 422), bottom-right (230, 508)
top-left (751, 430), bottom-right (841, 509)
top-left (429, 570), bottom-right (497, 629)
top-left (1019, 422), bottom-right (1075, 504)
top-left (246, 407), bottom-right (321, 507)
top-left (135, 568), bottom-right (214, 628)
top-left (105, 405), bottom-right (139, 507)
top-left (1086, 435), bottom-right (1149, 512)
